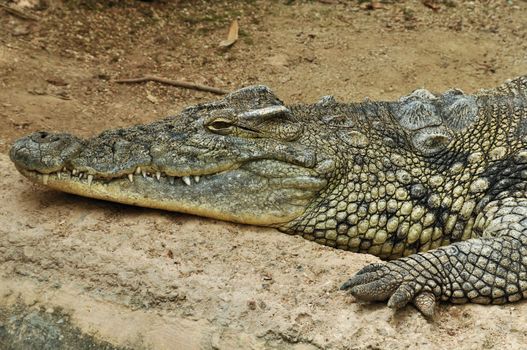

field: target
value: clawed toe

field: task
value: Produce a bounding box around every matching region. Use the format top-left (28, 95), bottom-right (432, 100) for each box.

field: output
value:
top-left (412, 292), bottom-right (436, 317)
top-left (386, 283), bottom-right (416, 309)
top-left (340, 271), bottom-right (379, 290)
top-left (340, 263), bottom-right (387, 291)
top-left (350, 278), bottom-right (399, 301)
top-left (341, 264), bottom-right (400, 301)
top-left (341, 261), bottom-right (440, 316)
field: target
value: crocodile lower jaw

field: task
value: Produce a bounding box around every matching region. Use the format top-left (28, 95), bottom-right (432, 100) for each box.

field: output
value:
top-left (15, 167), bottom-right (235, 218)
top-left (16, 163), bottom-right (319, 227)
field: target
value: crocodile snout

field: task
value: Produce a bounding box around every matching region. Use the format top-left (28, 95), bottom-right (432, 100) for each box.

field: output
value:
top-left (10, 131), bottom-right (84, 174)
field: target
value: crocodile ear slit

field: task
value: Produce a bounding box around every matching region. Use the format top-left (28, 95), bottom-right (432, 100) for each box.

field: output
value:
top-left (224, 85), bottom-right (293, 121)
top-left (238, 105), bottom-right (291, 120)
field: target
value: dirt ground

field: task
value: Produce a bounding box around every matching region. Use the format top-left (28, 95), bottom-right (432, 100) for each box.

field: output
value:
top-left (1, 0), bottom-right (527, 349)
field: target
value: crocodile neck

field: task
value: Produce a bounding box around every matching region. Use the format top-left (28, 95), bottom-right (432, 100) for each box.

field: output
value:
top-left (283, 96), bottom-right (527, 259)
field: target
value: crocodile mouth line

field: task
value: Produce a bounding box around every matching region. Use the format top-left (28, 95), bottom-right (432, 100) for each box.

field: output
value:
top-left (21, 166), bottom-right (213, 187)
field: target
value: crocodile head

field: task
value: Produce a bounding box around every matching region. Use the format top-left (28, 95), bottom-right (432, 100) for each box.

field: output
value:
top-left (10, 86), bottom-right (337, 226)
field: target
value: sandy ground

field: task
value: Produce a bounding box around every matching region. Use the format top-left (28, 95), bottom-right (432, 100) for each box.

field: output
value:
top-left (1, 0), bottom-right (527, 349)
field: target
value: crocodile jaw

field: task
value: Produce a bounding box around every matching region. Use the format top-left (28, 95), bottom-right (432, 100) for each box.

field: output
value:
top-left (14, 160), bottom-right (326, 226)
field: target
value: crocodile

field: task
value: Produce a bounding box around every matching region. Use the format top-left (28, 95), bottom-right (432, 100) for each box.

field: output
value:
top-left (9, 75), bottom-right (527, 316)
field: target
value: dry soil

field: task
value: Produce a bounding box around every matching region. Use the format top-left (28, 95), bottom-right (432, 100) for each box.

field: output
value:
top-left (1, 0), bottom-right (527, 349)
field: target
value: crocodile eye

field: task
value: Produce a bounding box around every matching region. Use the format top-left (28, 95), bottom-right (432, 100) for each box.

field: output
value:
top-left (206, 118), bottom-right (234, 134)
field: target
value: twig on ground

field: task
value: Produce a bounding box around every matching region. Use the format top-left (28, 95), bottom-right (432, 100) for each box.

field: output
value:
top-left (114, 76), bottom-right (229, 95)
top-left (0, 2), bottom-right (39, 21)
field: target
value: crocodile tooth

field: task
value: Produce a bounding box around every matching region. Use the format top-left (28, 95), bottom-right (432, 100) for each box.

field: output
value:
top-left (87, 174), bottom-right (93, 186)
top-left (57, 172), bottom-right (61, 180)
top-left (63, 167), bottom-right (67, 172)
top-left (135, 167), bottom-right (141, 175)
top-left (72, 169), bottom-right (78, 176)
top-left (79, 172), bottom-right (84, 180)
top-left (194, 175), bottom-right (200, 183)
top-left (42, 174), bottom-right (49, 185)
top-left (128, 174), bottom-right (134, 182)
top-left (156, 171), bottom-right (161, 181)
top-left (142, 170), bottom-right (147, 178)
top-left (183, 176), bottom-right (191, 186)
top-left (168, 176), bottom-right (175, 185)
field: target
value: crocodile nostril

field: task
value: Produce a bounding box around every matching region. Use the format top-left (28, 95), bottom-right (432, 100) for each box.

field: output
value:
top-left (33, 131), bottom-right (61, 143)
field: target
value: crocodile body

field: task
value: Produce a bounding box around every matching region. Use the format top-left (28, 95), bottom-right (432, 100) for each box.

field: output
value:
top-left (10, 75), bottom-right (527, 316)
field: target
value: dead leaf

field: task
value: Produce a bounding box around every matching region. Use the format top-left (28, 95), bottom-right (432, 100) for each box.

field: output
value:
top-left (219, 19), bottom-right (239, 48)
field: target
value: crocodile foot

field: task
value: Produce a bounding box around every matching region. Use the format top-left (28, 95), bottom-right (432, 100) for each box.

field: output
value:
top-left (341, 259), bottom-right (439, 317)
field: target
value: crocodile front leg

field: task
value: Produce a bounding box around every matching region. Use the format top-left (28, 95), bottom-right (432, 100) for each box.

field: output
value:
top-left (341, 196), bottom-right (527, 316)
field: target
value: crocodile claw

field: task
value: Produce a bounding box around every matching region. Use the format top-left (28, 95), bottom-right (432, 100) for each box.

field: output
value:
top-left (341, 261), bottom-right (438, 317)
